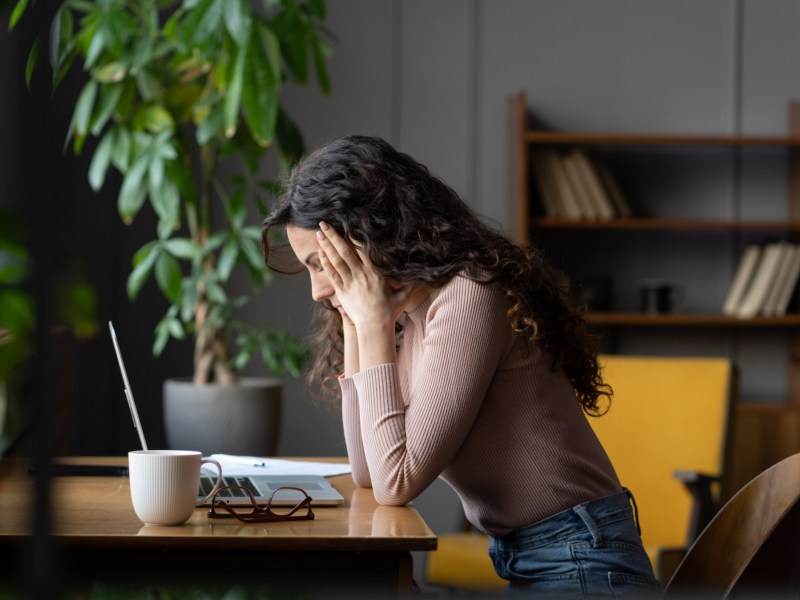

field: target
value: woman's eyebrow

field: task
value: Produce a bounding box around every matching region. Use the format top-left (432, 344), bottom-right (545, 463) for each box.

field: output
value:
top-left (304, 252), bottom-right (318, 266)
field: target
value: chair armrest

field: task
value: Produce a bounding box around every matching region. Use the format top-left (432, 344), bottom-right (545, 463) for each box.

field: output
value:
top-left (672, 469), bottom-right (720, 545)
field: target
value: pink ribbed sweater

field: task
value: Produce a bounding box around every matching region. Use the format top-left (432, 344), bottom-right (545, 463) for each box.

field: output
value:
top-left (339, 275), bottom-right (620, 536)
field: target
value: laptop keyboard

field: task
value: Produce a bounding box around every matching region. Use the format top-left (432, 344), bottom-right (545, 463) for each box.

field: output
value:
top-left (199, 476), bottom-right (259, 497)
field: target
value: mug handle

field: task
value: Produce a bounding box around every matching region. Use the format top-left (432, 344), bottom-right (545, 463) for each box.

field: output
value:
top-left (197, 458), bottom-right (223, 505)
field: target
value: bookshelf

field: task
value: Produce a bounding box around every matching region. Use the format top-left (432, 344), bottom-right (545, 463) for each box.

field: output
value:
top-left (508, 90), bottom-right (800, 491)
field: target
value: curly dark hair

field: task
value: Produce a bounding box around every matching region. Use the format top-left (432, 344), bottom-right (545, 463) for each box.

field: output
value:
top-left (262, 135), bottom-right (610, 415)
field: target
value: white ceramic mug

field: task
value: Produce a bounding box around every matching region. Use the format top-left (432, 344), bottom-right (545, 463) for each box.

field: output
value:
top-left (128, 450), bottom-right (223, 526)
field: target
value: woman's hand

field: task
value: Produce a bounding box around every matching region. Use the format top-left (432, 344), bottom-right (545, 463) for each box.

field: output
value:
top-left (316, 221), bottom-right (410, 331)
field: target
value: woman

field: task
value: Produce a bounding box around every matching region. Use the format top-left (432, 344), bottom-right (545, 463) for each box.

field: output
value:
top-left (262, 135), bottom-right (660, 597)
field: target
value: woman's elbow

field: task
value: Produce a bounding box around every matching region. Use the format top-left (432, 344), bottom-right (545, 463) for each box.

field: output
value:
top-left (373, 486), bottom-right (415, 506)
top-left (352, 469), bottom-right (372, 488)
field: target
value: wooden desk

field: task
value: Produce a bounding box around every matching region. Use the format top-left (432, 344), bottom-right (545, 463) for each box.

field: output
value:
top-left (0, 457), bottom-right (437, 596)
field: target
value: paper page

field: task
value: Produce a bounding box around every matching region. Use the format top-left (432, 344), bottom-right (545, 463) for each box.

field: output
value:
top-left (202, 454), bottom-right (352, 477)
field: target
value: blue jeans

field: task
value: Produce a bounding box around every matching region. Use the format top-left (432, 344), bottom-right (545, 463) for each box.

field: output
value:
top-left (489, 490), bottom-right (661, 598)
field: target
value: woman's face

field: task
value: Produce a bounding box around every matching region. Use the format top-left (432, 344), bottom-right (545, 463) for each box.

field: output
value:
top-left (286, 225), bottom-right (340, 308)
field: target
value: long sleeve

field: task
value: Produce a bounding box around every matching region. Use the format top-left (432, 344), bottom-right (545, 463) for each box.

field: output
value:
top-left (348, 276), bottom-right (512, 505)
top-left (340, 377), bottom-right (372, 487)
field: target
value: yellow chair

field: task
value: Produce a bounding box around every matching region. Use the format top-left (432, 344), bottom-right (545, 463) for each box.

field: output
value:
top-left (590, 355), bottom-right (736, 581)
top-left (426, 354), bottom-right (736, 593)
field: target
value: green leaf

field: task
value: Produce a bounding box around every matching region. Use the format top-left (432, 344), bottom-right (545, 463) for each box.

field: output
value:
top-left (49, 5), bottom-right (65, 76)
top-left (9, 0), bottom-right (29, 31)
top-left (164, 238), bottom-right (200, 261)
top-left (226, 187), bottom-right (246, 228)
top-left (204, 278), bottom-right (227, 304)
top-left (153, 320), bottom-right (170, 356)
top-left (311, 34), bottom-right (331, 95)
top-left (155, 252), bottom-right (183, 304)
top-left (275, 106), bottom-right (304, 169)
top-left (73, 79), bottom-right (98, 137)
top-left (275, 11), bottom-right (308, 84)
top-left (150, 179), bottom-right (180, 227)
top-left (0, 243), bottom-right (29, 284)
top-left (223, 43), bottom-right (246, 138)
top-left (153, 307), bottom-right (184, 357)
top-left (0, 289), bottom-right (35, 335)
top-left (110, 125), bottom-right (131, 170)
top-left (84, 24), bottom-right (106, 70)
top-left (148, 155), bottom-right (165, 191)
top-left (127, 242), bottom-right (160, 300)
top-left (217, 238), bottom-right (238, 281)
top-left (205, 231), bottom-right (227, 253)
top-left (257, 23), bottom-right (282, 82)
top-left (182, 0), bottom-right (224, 48)
top-left (118, 153), bottom-right (149, 222)
top-left (114, 76), bottom-right (137, 120)
top-left (239, 235), bottom-right (267, 272)
top-left (89, 81), bottom-right (124, 135)
top-left (223, 0), bottom-right (252, 47)
top-left (180, 276), bottom-right (198, 322)
top-left (93, 61), bottom-right (126, 83)
top-left (261, 343), bottom-right (280, 373)
top-left (167, 318), bottom-right (185, 339)
top-left (196, 102), bottom-right (224, 144)
top-left (242, 34), bottom-right (277, 146)
top-left (135, 69), bottom-right (161, 101)
top-left (240, 225), bottom-right (263, 241)
top-left (307, 0), bottom-right (326, 20)
top-left (88, 127), bottom-right (116, 191)
top-left (24, 39), bottom-right (39, 88)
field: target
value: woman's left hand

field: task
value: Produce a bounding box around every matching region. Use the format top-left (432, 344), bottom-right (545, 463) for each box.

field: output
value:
top-left (316, 221), bottom-right (411, 330)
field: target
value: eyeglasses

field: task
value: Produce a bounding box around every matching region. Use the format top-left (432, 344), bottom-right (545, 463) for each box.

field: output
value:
top-left (207, 485), bottom-right (315, 523)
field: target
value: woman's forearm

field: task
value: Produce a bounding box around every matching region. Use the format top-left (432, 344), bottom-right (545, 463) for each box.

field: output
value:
top-left (356, 321), bottom-right (397, 370)
top-left (343, 323), bottom-right (360, 377)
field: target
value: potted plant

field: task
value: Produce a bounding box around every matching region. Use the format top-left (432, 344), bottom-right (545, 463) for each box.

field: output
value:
top-left (10, 0), bottom-right (331, 454)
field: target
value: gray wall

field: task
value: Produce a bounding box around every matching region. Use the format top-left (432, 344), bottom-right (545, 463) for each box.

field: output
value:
top-left (5, 0), bottom-right (800, 585)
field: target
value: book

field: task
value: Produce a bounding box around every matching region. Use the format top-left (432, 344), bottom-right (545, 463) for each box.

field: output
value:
top-left (771, 244), bottom-right (800, 317)
top-left (591, 154), bottom-right (632, 218)
top-left (722, 244), bottom-right (762, 316)
top-left (561, 151), bottom-right (599, 219)
top-left (736, 242), bottom-right (788, 318)
top-left (762, 243), bottom-right (798, 316)
top-left (571, 150), bottom-right (615, 220)
top-left (531, 151), bottom-right (563, 218)
top-left (543, 150), bottom-right (584, 220)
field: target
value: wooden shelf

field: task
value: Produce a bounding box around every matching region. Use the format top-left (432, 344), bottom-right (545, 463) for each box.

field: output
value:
top-left (524, 131), bottom-right (800, 147)
top-left (586, 312), bottom-right (800, 326)
top-left (531, 218), bottom-right (800, 231)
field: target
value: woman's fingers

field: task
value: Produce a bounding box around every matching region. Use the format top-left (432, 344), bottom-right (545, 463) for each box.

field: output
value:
top-left (316, 230), bottom-right (351, 281)
top-left (318, 222), bottom-right (362, 270)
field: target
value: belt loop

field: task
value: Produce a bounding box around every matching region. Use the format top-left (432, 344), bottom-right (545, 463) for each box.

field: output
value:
top-left (623, 487), bottom-right (642, 535)
top-left (573, 504), bottom-right (602, 547)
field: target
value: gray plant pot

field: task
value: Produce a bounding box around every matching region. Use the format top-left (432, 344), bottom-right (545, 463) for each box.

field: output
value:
top-left (163, 377), bottom-right (282, 456)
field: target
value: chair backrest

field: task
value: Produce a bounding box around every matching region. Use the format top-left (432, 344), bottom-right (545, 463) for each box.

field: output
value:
top-left (589, 355), bottom-right (735, 554)
top-left (664, 452), bottom-right (800, 597)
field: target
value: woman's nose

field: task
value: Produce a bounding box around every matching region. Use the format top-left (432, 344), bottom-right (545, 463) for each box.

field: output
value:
top-left (310, 272), bottom-right (334, 303)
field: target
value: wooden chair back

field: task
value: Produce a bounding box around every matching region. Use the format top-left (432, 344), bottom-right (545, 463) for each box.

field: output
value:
top-left (664, 452), bottom-right (800, 597)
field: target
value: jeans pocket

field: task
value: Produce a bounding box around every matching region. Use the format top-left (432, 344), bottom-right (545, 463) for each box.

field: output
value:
top-left (507, 571), bottom-right (582, 597)
top-left (608, 571), bottom-right (662, 598)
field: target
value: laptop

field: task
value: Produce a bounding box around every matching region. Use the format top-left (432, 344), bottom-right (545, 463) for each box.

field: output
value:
top-left (109, 321), bottom-right (345, 508)
top-left (197, 472), bottom-right (345, 507)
